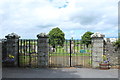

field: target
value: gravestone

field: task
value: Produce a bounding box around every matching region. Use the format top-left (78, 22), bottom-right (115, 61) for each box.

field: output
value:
top-left (5, 33), bottom-right (20, 67)
top-left (91, 32), bottom-right (105, 68)
top-left (37, 33), bottom-right (49, 68)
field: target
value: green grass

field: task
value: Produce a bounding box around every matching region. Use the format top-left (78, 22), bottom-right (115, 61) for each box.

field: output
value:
top-left (53, 46), bottom-right (92, 54)
top-left (49, 53), bottom-right (91, 56)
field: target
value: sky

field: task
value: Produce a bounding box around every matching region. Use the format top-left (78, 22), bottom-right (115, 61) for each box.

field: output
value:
top-left (0, 0), bottom-right (119, 39)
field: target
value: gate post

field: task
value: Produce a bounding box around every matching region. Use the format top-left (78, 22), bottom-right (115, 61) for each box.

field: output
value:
top-left (91, 32), bottom-right (105, 68)
top-left (37, 33), bottom-right (49, 68)
top-left (5, 33), bottom-right (20, 67)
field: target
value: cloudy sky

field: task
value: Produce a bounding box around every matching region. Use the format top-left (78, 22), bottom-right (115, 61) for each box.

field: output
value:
top-left (0, 0), bottom-right (119, 39)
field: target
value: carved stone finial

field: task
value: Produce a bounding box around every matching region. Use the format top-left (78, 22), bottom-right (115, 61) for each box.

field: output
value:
top-left (37, 33), bottom-right (49, 38)
top-left (5, 33), bottom-right (20, 39)
top-left (91, 32), bottom-right (105, 38)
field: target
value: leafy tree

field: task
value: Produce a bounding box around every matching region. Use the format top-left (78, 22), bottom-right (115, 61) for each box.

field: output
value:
top-left (81, 31), bottom-right (94, 48)
top-left (114, 38), bottom-right (120, 50)
top-left (49, 27), bottom-right (65, 49)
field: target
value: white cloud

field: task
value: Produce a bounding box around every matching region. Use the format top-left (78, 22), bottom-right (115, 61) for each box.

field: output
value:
top-left (0, 0), bottom-right (118, 39)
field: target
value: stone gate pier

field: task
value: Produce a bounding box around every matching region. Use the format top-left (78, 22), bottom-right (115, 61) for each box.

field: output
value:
top-left (5, 33), bottom-right (20, 67)
top-left (91, 32), bottom-right (105, 68)
top-left (37, 33), bottom-right (49, 68)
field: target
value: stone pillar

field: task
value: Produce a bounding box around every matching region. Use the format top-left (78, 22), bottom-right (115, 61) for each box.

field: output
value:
top-left (37, 33), bottom-right (49, 68)
top-left (5, 33), bottom-right (20, 67)
top-left (91, 32), bottom-right (105, 68)
top-left (0, 40), bottom-right (2, 79)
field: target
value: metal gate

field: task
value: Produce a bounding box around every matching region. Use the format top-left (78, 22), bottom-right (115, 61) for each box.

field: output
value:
top-left (49, 40), bottom-right (92, 68)
top-left (18, 39), bottom-right (92, 68)
top-left (18, 39), bottom-right (38, 67)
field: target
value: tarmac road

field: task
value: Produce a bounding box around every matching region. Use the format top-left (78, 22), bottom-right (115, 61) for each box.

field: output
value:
top-left (2, 67), bottom-right (118, 78)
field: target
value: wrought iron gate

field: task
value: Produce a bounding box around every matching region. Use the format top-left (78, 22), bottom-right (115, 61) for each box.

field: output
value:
top-left (18, 39), bottom-right (92, 68)
top-left (18, 39), bottom-right (38, 67)
top-left (48, 40), bottom-right (92, 68)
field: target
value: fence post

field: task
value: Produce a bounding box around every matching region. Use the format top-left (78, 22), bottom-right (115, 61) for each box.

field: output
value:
top-left (5, 33), bottom-right (20, 67)
top-left (37, 33), bottom-right (49, 68)
top-left (91, 32), bottom-right (105, 68)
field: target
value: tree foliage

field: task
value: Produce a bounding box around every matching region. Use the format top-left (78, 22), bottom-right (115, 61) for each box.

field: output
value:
top-left (48, 27), bottom-right (65, 48)
top-left (114, 38), bottom-right (120, 50)
top-left (81, 31), bottom-right (94, 48)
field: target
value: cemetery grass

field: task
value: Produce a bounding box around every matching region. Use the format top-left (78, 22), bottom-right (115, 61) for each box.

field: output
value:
top-left (54, 46), bottom-right (92, 54)
top-left (49, 53), bottom-right (92, 56)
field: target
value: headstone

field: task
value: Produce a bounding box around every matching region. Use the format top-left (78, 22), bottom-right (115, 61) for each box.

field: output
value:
top-left (91, 32), bottom-right (105, 68)
top-left (37, 33), bottom-right (49, 68)
top-left (80, 50), bottom-right (86, 53)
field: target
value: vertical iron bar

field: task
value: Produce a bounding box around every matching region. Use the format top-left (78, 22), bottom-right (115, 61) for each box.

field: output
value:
top-left (62, 41), bottom-right (63, 67)
top-left (56, 45), bottom-right (58, 68)
top-left (74, 40), bottom-right (75, 66)
top-left (24, 40), bottom-right (25, 67)
top-left (79, 40), bottom-right (81, 66)
top-left (66, 40), bottom-right (67, 67)
top-left (82, 44), bottom-right (84, 67)
top-left (48, 39), bottom-right (49, 67)
top-left (25, 40), bottom-right (27, 67)
top-left (48, 39), bottom-right (50, 68)
top-left (77, 40), bottom-right (79, 53)
top-left (83, 44), bottom-right (85, 67)
top-left (77, 40), bottom-right (78, 65)
top-left (35, 40), bottom-right (37, 67)
top-left (34, 40), bottom-right (36, 67)
top-left (62, 42), bottom-right (65, 67)
top-left (29, 40), bottom-right (31, 67)
top-left (37, 39), bottom-right (38, 68)
top-left (21, 40), bottom-right (23, 67)
top-left (18, 40), bottom-right (20, 67)
top-left (65, 40), bottom-right (67, 67)
top-left (70, 40), bottom-right (72, 67)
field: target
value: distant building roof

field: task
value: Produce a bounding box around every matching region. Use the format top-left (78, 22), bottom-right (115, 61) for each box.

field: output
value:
top-left (104, 38), bottom-right (118, 42)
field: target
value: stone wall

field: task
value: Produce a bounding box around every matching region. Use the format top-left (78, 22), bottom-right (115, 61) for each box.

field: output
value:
top-left (104, 41), bottom-right (118, 66)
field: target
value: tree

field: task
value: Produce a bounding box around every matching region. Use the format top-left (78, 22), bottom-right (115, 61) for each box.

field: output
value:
top-left (114, 38), bottom-right (120, 50)
top-left (81, 31), bottom-right (94, 48)
top-left (48, 27), bottom-right (65, 50)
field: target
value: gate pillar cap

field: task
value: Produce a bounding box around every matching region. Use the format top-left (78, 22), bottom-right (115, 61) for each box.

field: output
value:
top-left (37, 33), bottom-right (49, 38)
top-left (91, 32), bottom-right (105, 38)
top-left (5, 33), bottom-right (20, 39)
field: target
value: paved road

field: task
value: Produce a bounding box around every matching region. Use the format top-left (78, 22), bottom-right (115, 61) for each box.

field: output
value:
top-left (2, 68), bottom-right (118, 78)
